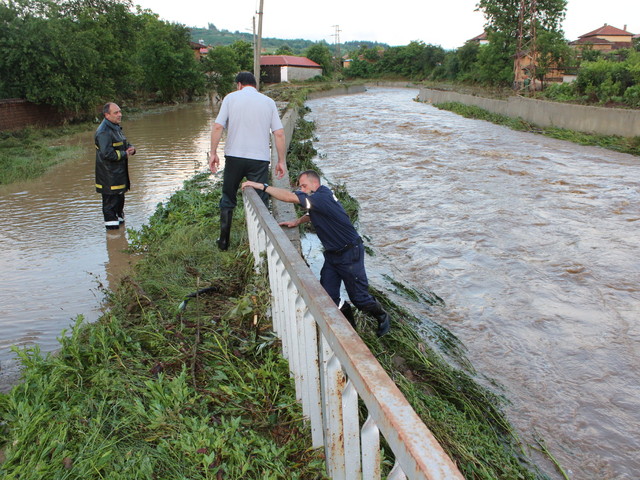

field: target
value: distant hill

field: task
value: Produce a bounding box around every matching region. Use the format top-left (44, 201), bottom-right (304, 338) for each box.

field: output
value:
top-left (189, 23), bottom-right (388, 55)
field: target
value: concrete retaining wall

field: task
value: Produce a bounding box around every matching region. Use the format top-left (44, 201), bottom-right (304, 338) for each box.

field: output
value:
top-left (418, 88), bottom-right (640, 138)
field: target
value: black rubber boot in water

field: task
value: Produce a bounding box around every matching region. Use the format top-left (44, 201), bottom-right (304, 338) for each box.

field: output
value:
top-left (217, 208), bottom-right (233, 251)
top-left (361, 300), bottom-right (391, 337)
top-left (340, 301), bottom-right (356, 328)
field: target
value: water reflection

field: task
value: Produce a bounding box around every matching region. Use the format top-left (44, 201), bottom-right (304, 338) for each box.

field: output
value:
top-left (105, 229), bottom-right (136, 292)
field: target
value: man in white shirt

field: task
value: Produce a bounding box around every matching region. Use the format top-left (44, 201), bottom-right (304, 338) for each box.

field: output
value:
top-left (209, 71), bottom-right (286, 250)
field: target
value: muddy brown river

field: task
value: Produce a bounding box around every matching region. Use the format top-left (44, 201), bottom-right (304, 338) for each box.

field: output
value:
top-left (305, 88), bottom-right (640, 480)
top-left (1, 88), bottom-right (638, 479)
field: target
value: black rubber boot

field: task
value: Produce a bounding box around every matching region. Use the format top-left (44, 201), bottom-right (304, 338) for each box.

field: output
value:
top-left (340, 301), bottom-right (356, 328)
top-left (217, 208), bottom-right (233, 251)
top-left (361, 300), bottom-right (391, 337)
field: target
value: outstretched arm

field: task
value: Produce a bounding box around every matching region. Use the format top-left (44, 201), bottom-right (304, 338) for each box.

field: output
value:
top-left (241, 180), bottom-right (300, 204)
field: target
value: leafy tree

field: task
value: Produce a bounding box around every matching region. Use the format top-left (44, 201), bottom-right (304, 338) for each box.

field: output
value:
top-left (375, 41), bottom-right (444, 79)
top-left (474, 33), bottom-right (514, 85)
top-left (305, 42), bottom-right (333, 76)
top-left (579, 47), bottom-right (601, 62)
top-left (0, 0), bottom-right (141, 112)
top-left (343, 58), bottom-right (375, 79)
top-left (201, 45), bottom-right (239, 100)
top-left (275, 44), bottom-right (293, 55)
top-left (455, 41), bottom-right (481, 81)
top-left (535, 29), bottom-right (573, 86)
top-left (136, 14), bottom-right (203, 101)
top-left (477, 0), bottom-right (566, 35)
top-left (475, 0), bottom-right (568, 87)
top-left (230, 40), bottom-right (254, 71)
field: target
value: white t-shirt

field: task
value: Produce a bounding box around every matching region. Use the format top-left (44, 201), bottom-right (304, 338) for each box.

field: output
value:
top-left (215, 86), bottom-right (284, 162)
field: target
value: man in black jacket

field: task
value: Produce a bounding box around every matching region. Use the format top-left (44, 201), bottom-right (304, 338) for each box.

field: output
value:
top-left (95, 102), bottom-right (136, 230)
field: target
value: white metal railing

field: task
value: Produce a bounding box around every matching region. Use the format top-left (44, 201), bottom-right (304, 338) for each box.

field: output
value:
top-left (243, 188), bottom-right (464, 480)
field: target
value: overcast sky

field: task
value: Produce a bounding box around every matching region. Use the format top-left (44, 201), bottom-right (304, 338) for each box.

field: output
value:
top-left (132, 0), bottom-right (639, 50)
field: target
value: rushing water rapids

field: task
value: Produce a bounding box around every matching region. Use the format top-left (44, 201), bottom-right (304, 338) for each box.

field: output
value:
top-left (305, 88), bottom-right (640, 480)
top-left (0, 88), bottom-right (638, 479)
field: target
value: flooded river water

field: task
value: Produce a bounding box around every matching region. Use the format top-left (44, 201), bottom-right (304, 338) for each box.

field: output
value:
top-left (305, 88), bottom-right (640, 480)
top-left (1, 88), bottom-right (638, 479)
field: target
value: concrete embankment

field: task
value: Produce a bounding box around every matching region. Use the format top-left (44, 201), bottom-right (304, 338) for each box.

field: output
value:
top-left (418, 87), bottom-right (640, 138)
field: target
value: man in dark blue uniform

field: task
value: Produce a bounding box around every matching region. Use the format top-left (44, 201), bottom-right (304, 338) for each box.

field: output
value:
top-left (242, 170), bottom-right (391, 337)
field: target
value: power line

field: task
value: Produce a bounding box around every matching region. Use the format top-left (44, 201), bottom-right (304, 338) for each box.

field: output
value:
top-left (331, 25), bottom-right (341, 58)
top-left (514, 0), bottom-right (538, 93)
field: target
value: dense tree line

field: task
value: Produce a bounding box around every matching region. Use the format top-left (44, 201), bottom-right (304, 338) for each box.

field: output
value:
top-left (0, 0), bottom-right (338, 115)
top-left (2, 0), bottom-right (638, 115)
top-left (0, 0), bottom-right (274, 114)
top-left (342, 0), bottom-right (640, 107)
top-left (0, 0), bottom-right (207, 113)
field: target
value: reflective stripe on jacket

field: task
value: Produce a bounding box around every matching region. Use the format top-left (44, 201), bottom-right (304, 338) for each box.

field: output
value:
top-left (94, 118), bottom-right (131, 194)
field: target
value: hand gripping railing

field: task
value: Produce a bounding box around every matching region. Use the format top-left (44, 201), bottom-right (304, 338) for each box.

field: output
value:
top-left (243, 187), bottom-right (464, 480)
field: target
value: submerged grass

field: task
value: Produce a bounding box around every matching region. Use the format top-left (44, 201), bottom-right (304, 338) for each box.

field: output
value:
top-left (434, 101), bottom-right (640, 157)
top-left (0, 125), bottom-right (88, 185)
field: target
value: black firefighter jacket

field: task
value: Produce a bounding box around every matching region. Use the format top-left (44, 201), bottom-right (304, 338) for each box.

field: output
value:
top-left (95, 118), bottom-right (132, 195)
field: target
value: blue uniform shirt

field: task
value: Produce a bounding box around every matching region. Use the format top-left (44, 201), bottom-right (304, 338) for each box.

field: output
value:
top-left (294, 185), bottom-right (360, 252)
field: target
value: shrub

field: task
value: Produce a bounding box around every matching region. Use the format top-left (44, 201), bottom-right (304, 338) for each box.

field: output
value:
top-left (541, 82), bottom-right (578, 101)
top-left (623, 84), bottom-right (640, 107)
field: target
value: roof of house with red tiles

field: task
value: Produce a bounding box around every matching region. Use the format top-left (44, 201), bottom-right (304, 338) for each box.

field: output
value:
top-left (468, 32), bottom-right (488, 42)
top-left (260, 55), bottom-right (321, 68)
top-left (579, 24), bottom-right (634, 38)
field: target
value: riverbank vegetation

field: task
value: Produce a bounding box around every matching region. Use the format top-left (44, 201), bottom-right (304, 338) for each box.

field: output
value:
top-left (0, 125), bottom-right (86, 185)
top-left (434, 101), bottom-right (640, 157)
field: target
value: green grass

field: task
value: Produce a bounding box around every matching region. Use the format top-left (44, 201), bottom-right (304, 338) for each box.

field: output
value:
top-left (434, 101), bottom-right (640, 157)
top-left (0, 126), bottom-right (88, 185)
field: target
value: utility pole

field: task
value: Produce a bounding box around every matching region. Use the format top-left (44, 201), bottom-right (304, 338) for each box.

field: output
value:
top-left (255, 0), bottom-right (264, 90)
top-left (514, 0), bottom-right (538, 94)
top-left (252, 16), bottom-right (258, 82)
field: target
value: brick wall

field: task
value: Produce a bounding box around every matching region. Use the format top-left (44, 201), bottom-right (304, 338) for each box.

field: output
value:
top-left (0, 99), bottom-right (62, 131)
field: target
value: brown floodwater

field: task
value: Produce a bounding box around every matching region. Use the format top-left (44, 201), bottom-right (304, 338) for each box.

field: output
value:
top-left (305, 88), bottom-right (640, 480)
top-left (1, 88), bottom-right (638, 480)
top-left (0, 101), bottom-right (216, 386)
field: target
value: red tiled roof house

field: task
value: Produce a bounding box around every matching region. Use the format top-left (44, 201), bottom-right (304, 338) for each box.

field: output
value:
top-left (569, 24), bottom-right (635, 52)
top-left (260, 55), bottom-right (323, 83)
